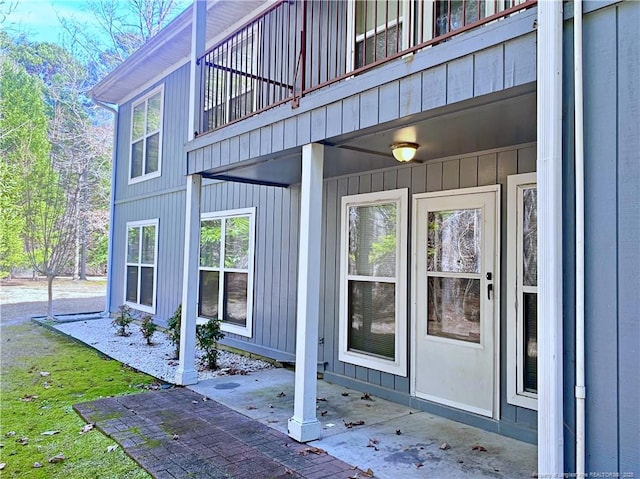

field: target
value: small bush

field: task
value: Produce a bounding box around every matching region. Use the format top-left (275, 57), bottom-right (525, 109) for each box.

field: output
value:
top-left (166, 304), bottom-right (181, 358)
top-left (196, 318), bottom-right (225, 370)
top-left (140, 314), bottom-right (157, 345)
top-left (112, 305), bottom-right (133, 336)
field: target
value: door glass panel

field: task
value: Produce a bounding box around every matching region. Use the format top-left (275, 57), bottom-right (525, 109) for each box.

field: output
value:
top-left (523, 292), bottom-right (538, 392)
top-left (348, 280), bottom-right (395, 359)
top-left (427, 208), bottom-right (481, 273)
top-left (224, 272), bottom-right (248, 326)
top-left (427, 277), bottom-right (480, 343)
top-left (199, 270), bottom-right (219, 319)
top-left (348, 203), bottom-right (396, 277)
top-left (522, 187), bottom-right (537, 286)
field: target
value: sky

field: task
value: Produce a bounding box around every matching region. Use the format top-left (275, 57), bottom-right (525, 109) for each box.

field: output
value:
top-left (3, 0), bottom-right (189, 47)
top-left (3, 1), bottom-right (100, 45)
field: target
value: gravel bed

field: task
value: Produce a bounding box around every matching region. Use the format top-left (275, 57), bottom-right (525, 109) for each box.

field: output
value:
top-left (51, 317), bottom-right (273, 384)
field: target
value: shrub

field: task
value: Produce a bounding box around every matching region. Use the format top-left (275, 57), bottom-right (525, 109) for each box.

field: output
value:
top-left (166, 304), bottom-right (181, 358)
top-left (196, 318), bottom-right (225, 370)
top-left (112, 305), bottom-right (133, 336)
top-left (140, 314), bottom-right (157, 345)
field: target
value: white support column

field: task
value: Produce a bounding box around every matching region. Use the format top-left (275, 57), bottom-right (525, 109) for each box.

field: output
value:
top-left (288, 143), bottom-right (324, 443)
top-left (175, 174), bottom-right (202, 385)
top-left (188, 0), bottom-right (206, 140)
top-left (537, 0), bottom-right (564, 474)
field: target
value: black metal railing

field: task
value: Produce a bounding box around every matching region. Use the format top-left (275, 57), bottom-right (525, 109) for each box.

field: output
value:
top-left (198, 0), bottom-right (536, 135)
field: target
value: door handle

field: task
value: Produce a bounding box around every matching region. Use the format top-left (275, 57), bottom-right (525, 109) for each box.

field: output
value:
top-left (486, 273), bottom-right (493, 300)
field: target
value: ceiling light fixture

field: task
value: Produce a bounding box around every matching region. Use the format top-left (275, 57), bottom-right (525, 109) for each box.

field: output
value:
top-left (390, 142), bottom-right (419, 162)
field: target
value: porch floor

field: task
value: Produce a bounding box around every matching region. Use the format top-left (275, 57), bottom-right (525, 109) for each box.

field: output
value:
top-left (190, 368), bottom-right (537, 479)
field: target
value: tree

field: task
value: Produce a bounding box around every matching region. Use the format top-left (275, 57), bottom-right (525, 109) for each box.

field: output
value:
top-left (0, 60), bottom-right (77, 317)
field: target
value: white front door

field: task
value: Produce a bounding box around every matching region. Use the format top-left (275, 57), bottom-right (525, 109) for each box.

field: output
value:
top-left (412, 186), bottom-right (499, 418)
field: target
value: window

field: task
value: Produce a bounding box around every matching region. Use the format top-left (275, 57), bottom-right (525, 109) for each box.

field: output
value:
top-left (339, 189), bottom-right (408, 376)
top-left (348, 1), bottom-right (410, 70)
top-left (198, 208), bottom-right (256, 337)
top-left (434, 1), bottom-right (525, 37)
top-left (130, 87), bottom-right (163, 183)
top-left (125, 219), bottom-right (158, 314)
top-left (506, 173), bottom-right (537, 410)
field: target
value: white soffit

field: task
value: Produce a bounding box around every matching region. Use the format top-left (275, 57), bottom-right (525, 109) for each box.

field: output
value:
top-left (89, 0), bottom-right (268, 105)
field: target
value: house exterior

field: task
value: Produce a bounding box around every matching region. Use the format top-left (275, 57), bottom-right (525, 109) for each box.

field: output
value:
top-left (89, 0), bottom-right (639, 475)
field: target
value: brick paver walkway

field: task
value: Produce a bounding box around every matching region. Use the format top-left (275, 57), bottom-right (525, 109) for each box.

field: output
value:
top-left (74, 388), bottom-right (361, 479)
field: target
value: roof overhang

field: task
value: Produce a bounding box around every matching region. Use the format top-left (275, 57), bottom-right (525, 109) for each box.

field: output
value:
top-left (89, 0), bottom-right (269, 105)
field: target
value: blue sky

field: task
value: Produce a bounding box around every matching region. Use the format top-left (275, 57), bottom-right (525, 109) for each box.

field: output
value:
top-left (4, 1), bottom-right (99, 45)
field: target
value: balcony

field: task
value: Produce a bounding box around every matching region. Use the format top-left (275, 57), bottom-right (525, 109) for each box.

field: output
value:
top-left (198, 0), bottom-right (536, 135)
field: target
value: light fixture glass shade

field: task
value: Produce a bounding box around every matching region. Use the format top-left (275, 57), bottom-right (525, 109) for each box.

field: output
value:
top-left (391, 142), bottom-right (418, 162)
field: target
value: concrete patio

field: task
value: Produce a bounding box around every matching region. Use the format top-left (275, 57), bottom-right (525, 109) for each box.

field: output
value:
top-left (189, 368), bottom-right (537, 479)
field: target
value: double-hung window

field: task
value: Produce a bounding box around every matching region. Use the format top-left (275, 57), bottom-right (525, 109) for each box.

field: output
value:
top-left (349, 1), bottom-right (410, 70)
top-left (434, 0), bottom-right (527, 37)
top-left (130, 87), bottom-right (163, 183)
top-left (198, 208), bottom-right (256, 337)
top-left (339, 189), bottom-right (408, 376)
top-left (125, 219), bottom-right (158, 314)
top-left (506, 173), bottom-right (538, 409)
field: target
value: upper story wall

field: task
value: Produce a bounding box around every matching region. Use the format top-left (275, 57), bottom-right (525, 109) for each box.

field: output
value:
top-left (185, 5), bottom-right (538, 177)
top-left (113, 62), bottom-right (190, 203)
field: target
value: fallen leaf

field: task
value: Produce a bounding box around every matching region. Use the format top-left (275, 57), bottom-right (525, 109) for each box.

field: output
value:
top-left (246, 405), bottom-right (257, 410)
top-left (33, 462), bottom-right (43, 468)
top-left (367, 438), bottom-right (379, 451)
top-left (316, 397), bottom-right (327, 402)
top-left (48, 454), bottom-right (65, 463)
top-left (277, 391), bottom-right (286, 397)
top-left (39, 372), bottom-right (50, 377)
top-left (300, 446), bottom-right (325, 456)
top-left (0, 463), bottom-right (5, 470)
top-left (343, 420), bottom-right (365, 428)
top-left (416, 462), bottom-right (424, 468)
top-left (41, 430), bottom-right (60, 436)
top-left (320, 410), bottom-right (328, 416)
top-left (395, 429), bottom-right (402, 435)
top-left (16, 437), bottom-right (28, 446)
top-left (267, 419), bottom-right (278, 424)
top-left (4, 432), bottom-right (15, 437)
top-left (191, 400), bottom-right (198, 404)
top-left (341, 392), bottom-right (350, 397)
top-left (472, 445), bottom-right (487, 452)
top-left (361, 392), bottom-right (373, 401)
top-left (361, 468), bottom-right (375, 477)
top-left (172, 434), bottom-right (179, 440)
top-left (80, 424), bottom-right (94, 434)
top-left (285, 468), bottom-right (294, 475)
top-left (107, 445), bottom-right (118, 453)
top-left (439, 442), bottom-right (451, 450)
top-left (20, 395), bottom-right (38, 402)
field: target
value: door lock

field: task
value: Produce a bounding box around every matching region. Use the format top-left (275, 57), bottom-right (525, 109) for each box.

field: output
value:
top-left (486, 272), bottom-right (493, 299)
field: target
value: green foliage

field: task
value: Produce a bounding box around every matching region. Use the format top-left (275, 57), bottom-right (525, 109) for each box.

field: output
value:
top-left (112, 305), bottom-right (134, 337)
top-left (139, 314), bottom-right (157, 346)
top-left (87, 229), bottom-right (108, 272)
top-left (0, 322), bottom-right (152, 478)
top-left (196, 318), bottom-right (225, 370)
top-left (166, 304), bottom-right (181, 358)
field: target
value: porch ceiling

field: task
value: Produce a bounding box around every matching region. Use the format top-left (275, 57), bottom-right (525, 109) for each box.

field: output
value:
top-left (203, 86), bottom-right (536, 187)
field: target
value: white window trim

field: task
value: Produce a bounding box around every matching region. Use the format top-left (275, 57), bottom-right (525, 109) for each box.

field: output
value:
top-left (506, 173), bottom-right (538, 410)
top-left (339, 189), bottom-right (408, 376)
top-left (197, 207), bottom-right (256, 338)
top-left (128, 85), bottom-right (164, 185)
top-left (346, 0), bottom-right (412, 72)
top-left (124, 218), bottom-right (159, 315)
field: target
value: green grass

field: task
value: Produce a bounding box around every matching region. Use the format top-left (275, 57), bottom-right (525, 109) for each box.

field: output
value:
top-left (0, 323), bottom-right (156, 478)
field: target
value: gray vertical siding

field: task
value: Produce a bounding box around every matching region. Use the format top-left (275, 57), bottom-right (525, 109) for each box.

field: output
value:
top-left (566, 2), bottom-right (640, 474)
top-left (114, 63), bottom-right (190, 203)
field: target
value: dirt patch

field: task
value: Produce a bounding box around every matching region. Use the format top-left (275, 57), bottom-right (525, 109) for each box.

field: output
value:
top-left (0, 277), bottom-right (106, 326)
